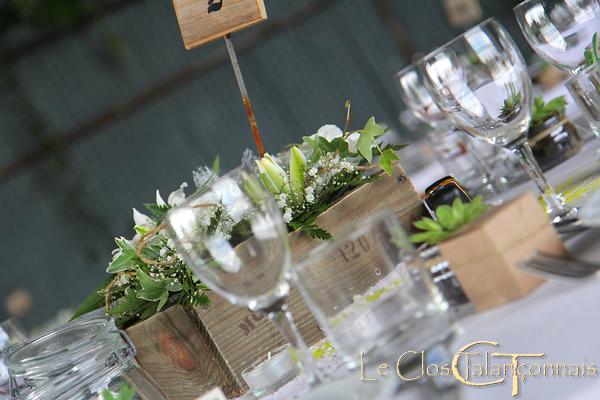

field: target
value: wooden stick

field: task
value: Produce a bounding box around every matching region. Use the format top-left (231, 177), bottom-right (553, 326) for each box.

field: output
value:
top-left (224, 34), bottom-right (265, 158)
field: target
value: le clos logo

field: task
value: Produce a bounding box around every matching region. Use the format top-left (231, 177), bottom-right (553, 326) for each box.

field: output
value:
top-left (208, 0), bottom-right (223, 13)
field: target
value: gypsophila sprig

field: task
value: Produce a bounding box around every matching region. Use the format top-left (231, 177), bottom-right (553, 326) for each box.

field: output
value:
top-left (257, 115), bottom-right (406, 238)
top-left (410, 196), bottom-right (489, 245)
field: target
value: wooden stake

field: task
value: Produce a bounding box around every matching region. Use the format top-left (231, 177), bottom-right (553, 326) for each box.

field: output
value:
top-left (224, 33), bottom-right (265, 158)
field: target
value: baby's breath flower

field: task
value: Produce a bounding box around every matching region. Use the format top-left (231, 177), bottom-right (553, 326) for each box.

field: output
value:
top-left (283, 208), bottom-right (293, 223)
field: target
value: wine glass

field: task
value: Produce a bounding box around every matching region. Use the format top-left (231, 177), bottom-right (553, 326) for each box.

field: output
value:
top-left (514, 0), bottom-right (600, 75)
top-left (292, 210), bottom-right (449, 370)
top-left (164, 168), bottom-right (323, 385)
top-left (395, 62), bottom-right (511, 198)
top-left (420, 18), bottom-right (577, 224)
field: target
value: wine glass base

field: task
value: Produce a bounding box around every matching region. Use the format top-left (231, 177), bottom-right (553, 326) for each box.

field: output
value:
top-left (550, 207), bottom-right (580, 227)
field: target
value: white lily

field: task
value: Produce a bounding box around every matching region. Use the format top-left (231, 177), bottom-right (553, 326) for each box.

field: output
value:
top-left (255, 154), bottom-right (286, 194)
top-left (315, 124), bottom-right (343, 141)
top-left (133, 208), bottom-right (155, 230)
top-left (346, 132), bottom-right (361, 153)
top-left (289, 146), bottom-right (307, 206)
top-left (156, 190), bottom-right (167, 208)
top-left (168, 182), bottom-right (188, 207)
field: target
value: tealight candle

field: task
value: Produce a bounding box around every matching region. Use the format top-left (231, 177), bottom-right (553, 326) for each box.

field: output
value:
top-left (241, 344), bottom-right (301, 397)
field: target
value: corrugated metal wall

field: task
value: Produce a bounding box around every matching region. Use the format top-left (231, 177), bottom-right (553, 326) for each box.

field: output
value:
top-left (0, 0), bottom-right (525, 326)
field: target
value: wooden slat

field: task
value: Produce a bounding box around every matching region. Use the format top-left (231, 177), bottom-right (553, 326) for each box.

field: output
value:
top-left (126, 306), bottom-right (245, 399)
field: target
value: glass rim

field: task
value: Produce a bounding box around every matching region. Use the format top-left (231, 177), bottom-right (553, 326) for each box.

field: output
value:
top-left (513, 0), bottom-right (539, 12)
top-left (421, 17), bottom-right (500, 63)
top-left (241, 343), bottom-right (292, 376)
top-left (4, 314), bottom-right (113, 367)
top-left (293, 208), bottom-right (401, 274)
top-left (566, 62), bottom-right (600, 85)
top-left (394, 59), bottom-right (425, 81)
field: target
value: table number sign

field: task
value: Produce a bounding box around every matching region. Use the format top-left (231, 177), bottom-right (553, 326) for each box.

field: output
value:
top-left (172, 0), bottom-right (268, 49)
top-left (171, 0), bottom-right (268, 157)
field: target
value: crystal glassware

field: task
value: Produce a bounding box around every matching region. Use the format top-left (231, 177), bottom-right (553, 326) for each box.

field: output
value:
top-left (165, 168), bottom-right (324, 385)
top-left (566, 62), bottom-right (600, 137)
top-left (395, 62), bottom-right (513, 199)
top-left (3, 314), bottom-right (166, 400)
top-left (292, 210), bottom-right (450, 370)
top-left (514, 0), bottom-right (600, 75)
top-left (420, 18), bottom-right (578, 224)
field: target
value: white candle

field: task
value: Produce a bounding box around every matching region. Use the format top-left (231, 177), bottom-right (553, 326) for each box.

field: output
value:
top-left (241, 344), bottom-right (300, 397)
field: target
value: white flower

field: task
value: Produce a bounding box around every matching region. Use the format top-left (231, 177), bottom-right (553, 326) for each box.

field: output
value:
top-left (306, 193), bottom-right (315, 203)
top-left (283, 208), bottom-right (293, 223)
top-left (159, 247), bottom-right (168, 258)
top-left (193, 166), bottom-right (217, 189)
top-left (133, 208), bottom-right (155, 229)
top-left (168, 182), bottom-right (188, 207)
top-left (308, 167), bottom-right (318, 177)
top-left (346, 132), bottom-right (361, 153)
top-left (315, 124), bottom-right (343, 141)
top-left (156, 190), bottom-right (167, 207)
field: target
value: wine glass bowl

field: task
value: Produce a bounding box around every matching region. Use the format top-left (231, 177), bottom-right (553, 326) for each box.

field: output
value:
top-left (395, 64), bottom-right (446, 126)
top-left (166, 170), bottom-right (290, 311)
top-left (514, 0), bottom-right (600, 74)
top-left (420, 18), bottom-right (577, 224)
top-left (421, 19), bottom-right (533, 148)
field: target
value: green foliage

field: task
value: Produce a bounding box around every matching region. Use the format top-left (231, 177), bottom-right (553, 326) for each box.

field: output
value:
top-left (530, 96), bottom-right (566, 127)
top-left (102, 383), bottom-right (136, 400)
top-left (410, 196), bottom-right (489, 245)
top-left (500, 84), bottom-right (522, 120)
top-left (584, 33), bottom-right (600, 66)
top-left (357, 116), bottom-right (386, 163)
top-left (212, 154), bottom-right (221, 175)
top-left (289, 172), bottom-right (379, 239)
top-left (379, 148), bottom-right (399, 176)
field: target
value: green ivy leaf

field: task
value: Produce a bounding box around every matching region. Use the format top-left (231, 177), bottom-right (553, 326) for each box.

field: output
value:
top-left (137, 270), bottom-right (166, 301)
top-left (357, 132), bottom-right (375, 163)
top-left (361, 116), bottom-right (386, 138)
top-left (379, 148), bottom-right (399, 176)
top-left (157, 291), bottom-right (169, 312)
top-left (107, 237), bottom-right (139, 273)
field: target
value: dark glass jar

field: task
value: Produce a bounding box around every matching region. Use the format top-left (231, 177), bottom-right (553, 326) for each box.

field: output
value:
top-left (529, 116), bottom-right (582, 172)
top-left (424, 175), bottom-right (472, 212)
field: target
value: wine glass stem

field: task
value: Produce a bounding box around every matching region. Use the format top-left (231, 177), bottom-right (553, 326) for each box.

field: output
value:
top-left (267, 304), bottom-right (324, 385)
top-left (512, 142), bottom-right (568, 216)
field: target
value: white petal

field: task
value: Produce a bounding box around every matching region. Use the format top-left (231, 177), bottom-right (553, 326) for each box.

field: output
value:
top-left (346, 132), bottom-right (361, 153)
top-left (168, 182), bottom-right (188, 207)
top-left (316, 124), bottom-right (343, 141)
top-left (156, 190), bottom-right (167, 207)
top-left (133, 208), bottom-right (155, 229)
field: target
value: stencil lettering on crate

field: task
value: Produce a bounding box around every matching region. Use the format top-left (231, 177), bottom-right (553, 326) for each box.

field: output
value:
top-left (238, 312), bottom-right (266, 336)
top-left (337, 235), bottom-right (371, 263)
